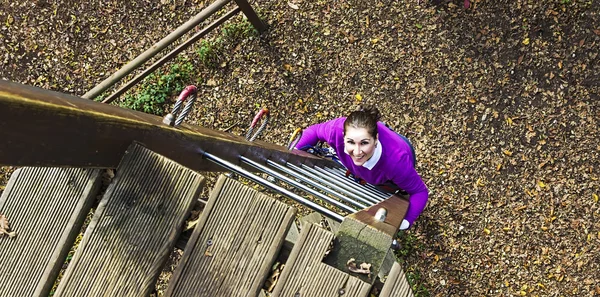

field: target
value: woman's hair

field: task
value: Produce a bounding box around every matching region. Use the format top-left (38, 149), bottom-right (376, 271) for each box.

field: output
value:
top-left (343, 105), bottom-right (382, 139)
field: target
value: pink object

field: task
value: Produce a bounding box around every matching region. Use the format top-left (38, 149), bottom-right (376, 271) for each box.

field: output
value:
top-left (464, 0), bottom-right (470, 8)
top-left (250, 108), bottom-right (269, 127)
top-left (177, 85), bottom-right (198, 101)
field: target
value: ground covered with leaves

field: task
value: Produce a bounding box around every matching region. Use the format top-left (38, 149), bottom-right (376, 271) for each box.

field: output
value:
top-left (1, 0), bottom-right (599, 296)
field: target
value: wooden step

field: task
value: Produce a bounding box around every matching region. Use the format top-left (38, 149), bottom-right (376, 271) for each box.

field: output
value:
top-left (0, 167), bottom-right (102, 297)
top-left (379, 262), bottom-right (415, 297)
top-left (271, 223), bottom-right (371, 297)
top-left (53, 143), bottom-right (205, 297)
top-left (166, 174), bottom-right (296, 297)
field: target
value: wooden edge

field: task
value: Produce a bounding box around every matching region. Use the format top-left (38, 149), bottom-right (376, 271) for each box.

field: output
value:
top-left (165, 174), bottom-right (228, 296)
top-left (270, 222), bottom-right (315, 296)
top-left (141, 174), bottom-right (206, 296)
top-left (0, 167), bottom-right (23, 210)
top-left (379, 262), bottom-right (402, 297)
top-left (52, 168), bottom-right (115, 296)
top-left (34, 169), bottom-right (103, 297)
top-left (347, 195), bottom-right (410, 237)
top-left (250, 200), bottom-right (296, 297)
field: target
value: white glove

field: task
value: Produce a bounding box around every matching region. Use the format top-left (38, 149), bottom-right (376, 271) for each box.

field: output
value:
top-left (399, 219), bottom-right (410, 230)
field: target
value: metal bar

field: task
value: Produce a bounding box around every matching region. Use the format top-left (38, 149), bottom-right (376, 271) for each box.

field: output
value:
top-left (233, 0), bottom-right (267, 32)
top-left (267, 160), bottom-right (368, 209)
top-left (285, 162), bottom-right (376, 208)
top-left (203, 152), bottom-right (344, 222)
top-left (325, 167), bottom-right (389, 199)
top-left (312, 166), bottom-right (385, 204)
top-left (330, 166), bottom-right (390, 197)
top-left (301, 164), bottom-right (381, 205)
top-left (0, 80), bottom-right (333, 171)
top-left (240, 156), bottom-right (357, 214)
top-left (101, 7), bottom-right (241, 104)
top-left (82, 0), bottom-right (232, 100)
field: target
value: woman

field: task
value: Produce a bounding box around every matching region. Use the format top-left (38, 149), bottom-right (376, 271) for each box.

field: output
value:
top-left (295, 106), bottom-right (428, 230)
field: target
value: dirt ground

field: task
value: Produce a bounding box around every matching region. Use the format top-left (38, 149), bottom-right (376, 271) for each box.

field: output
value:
top-left (1, 0), bottom-right (599, 296)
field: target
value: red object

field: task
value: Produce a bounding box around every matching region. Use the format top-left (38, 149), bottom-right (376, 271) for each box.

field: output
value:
top-left (250, 108), bottom-right (269, 128)
top-left (464, 0), bottom-right (470, 8)
top-left (177, 85), bottom-right (198, 101)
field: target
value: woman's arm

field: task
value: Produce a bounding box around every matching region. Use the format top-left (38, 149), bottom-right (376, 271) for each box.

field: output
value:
top-left (390, 157), bottom-right (429, 228)
top-left (294, 118), bottom-right (341, 150)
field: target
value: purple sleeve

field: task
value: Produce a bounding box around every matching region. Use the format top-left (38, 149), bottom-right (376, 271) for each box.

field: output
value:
top-left (294, 119), bottom-right (338, 150)
top-left (390, 157), bottom-right (429, 227)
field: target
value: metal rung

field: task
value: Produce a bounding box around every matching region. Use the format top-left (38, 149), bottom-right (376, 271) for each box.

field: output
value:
top-left (301, 164), bottom-right (381, 205)
top-left (286, 162), bottom-right (377, 208)
top-left (267, 160), bottom-right (369, 209)
top-left (325, 167), bottom-right (390, 199)
top-left (240, 156), bottom-right (357, 214)
top-left (202, 152), bottom-right (344, 222)
top-left (312, 165), bottom-right (386, 203)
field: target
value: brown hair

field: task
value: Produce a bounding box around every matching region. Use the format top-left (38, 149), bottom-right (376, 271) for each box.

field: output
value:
top-left (343, 105), bottom-right (382, 139)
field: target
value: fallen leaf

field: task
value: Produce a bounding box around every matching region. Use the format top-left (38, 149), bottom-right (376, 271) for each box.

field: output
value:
top-left (593, 29), bottom-right (600, 36)
top-left (594, 193), bottom-right (598, 202)
top-left (484, 228), bottom-right (491, 235)
top-left (0, 213), bottom-right (17, 238)
top-left (346, 258), bottom-right (371, 275)
top-left (503, 149), bottom-right (513, 156)
top-left (355, 93), bottom-right (363, 101)
top-left (522, 38), bottom-right (530, 45)
top-left (287, 2), bottom-right (299, 10)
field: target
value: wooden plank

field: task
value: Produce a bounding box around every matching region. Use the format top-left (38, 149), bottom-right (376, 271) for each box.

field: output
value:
top-left (379, 262), bottom-right (415, 297)
top-left (0, 80), bottom-right (333, 172)
top-left (53, 143), bottom-right (205, 297)
top-left (0, 167), bottom-right (102, 297)
top-left (271, 223), bottom-right (371, 297)
top-left (166, 175), bottom-right (295, 297)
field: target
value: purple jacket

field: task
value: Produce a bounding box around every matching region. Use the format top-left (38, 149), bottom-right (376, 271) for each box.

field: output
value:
top-left (295, 117), bottom-right (429, 226)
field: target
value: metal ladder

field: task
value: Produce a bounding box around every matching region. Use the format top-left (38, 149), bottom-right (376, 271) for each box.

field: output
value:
top-left (203, 152), bottom-right (390, 221)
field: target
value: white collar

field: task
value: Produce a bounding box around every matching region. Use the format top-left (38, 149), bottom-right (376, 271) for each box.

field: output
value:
top-left (344, 140), bottom-right (382, 170)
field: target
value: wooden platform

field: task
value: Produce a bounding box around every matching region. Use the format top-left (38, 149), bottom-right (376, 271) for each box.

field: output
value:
top-left (53, 143), bottom-right (205, 297)
top-left (0, 167), bottom-right (102, 297)
top-left (379, 262), bottom-right (415, 297)
top-left (271, 223), bottom-right (371, 297)
top-left (166, 174), bottom-right (296, 297)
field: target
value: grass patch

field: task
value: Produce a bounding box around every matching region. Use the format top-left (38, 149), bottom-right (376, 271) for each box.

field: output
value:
top-left (405, 267), bottom-right (431, 297)
top-left (119, 57), bottom-right (195, 115)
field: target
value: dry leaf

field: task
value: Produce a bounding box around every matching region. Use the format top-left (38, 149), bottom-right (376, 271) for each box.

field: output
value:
top-left (287, 2), bottom-right (299, 10)
top-left (0, 213), bottom-right (17, 238)
top-left (593, 29), bottom-right (600, 36)
top-left (522, 38), bottom-right (530, 45)
top-left (346, 258), bottom-right (371, 275)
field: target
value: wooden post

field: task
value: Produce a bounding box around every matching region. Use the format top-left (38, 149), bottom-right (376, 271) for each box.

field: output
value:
top-left (234, 0), bottom-right (267, 33)
top-left (325, 195), bottom-right (410, 284)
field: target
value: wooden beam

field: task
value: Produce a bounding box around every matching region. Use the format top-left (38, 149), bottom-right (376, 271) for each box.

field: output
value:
top-left (0, 80), bottom-right (331, 171)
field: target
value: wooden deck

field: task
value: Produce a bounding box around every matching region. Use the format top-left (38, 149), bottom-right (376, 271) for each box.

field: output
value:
top-left (0, 167), bottom-right (101, 297)
top-left (0, 143), bottom-right (415, 297)
top-left (166, 175), bottom-right (295, 297)
top-left (53, 144), bottom-right (205, 297)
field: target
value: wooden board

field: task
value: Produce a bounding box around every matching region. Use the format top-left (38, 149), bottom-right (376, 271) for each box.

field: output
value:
top-left (0, 167), bottom-right (101, 297)
top-left (379, 262), bottom-right (415, 297)
top-left (166, 175), bottom-right (296, 297)
top-left (53, 143), bottom-right (205, 297)
top-left (271, 223), bottom-right (371, 297)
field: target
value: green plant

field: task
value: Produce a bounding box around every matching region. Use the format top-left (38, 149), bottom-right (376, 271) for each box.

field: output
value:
top-left (405, 268), bottom-right (431, 297)
top-left (195, 18), bottom-right (259, 67)
top-left (119, 58), bottom-right (194, 115)
top-left (394, 232), bottom-right (422, 257)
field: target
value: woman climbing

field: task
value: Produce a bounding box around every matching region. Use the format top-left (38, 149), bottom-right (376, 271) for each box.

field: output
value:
top-left (294, 105), bottom-right (428, 230)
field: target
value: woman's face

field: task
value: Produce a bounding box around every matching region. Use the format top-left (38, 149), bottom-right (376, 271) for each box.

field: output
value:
top-left (344, 127), bottom-right (377, 166)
